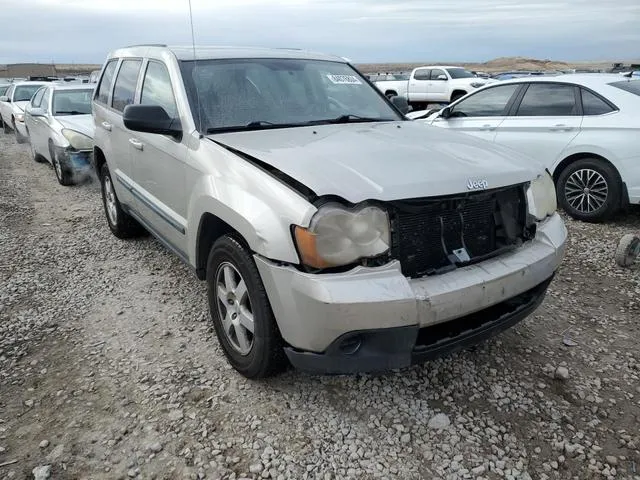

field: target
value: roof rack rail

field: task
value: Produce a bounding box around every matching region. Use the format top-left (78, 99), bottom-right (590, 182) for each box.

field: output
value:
top-left (124, 43), bottom-right (168, 48)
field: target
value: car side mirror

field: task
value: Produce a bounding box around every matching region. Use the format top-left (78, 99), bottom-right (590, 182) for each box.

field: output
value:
top-left (29, 107), bottom-right (46, 117)
top-left (123, 105), bottom-right (182, 138)
top-left (440, 106), bottom-right (452, 119)
top-left (436, 75), bottom-right (448, 81)
top-left (390, 95), bottom-right (410, 114)
top-left (0, 95), bottom-right (9, 102)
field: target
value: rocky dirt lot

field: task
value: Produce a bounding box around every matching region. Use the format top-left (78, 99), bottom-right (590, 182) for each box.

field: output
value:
top-left (1, 130), bottom-right (639, 480)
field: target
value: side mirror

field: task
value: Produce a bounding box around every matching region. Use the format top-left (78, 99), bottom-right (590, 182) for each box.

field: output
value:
top-left (390, 95), bottom-right (410, 114)
top-left (0, 95), bottom-right (9, 102)
top-left (440, 106), bottom-right (452, 119)
top-left (29, 107), bottom-right (46, 117)
top-left (123, 105), bottom-right (182, 138)
top-left (436, 75), bottom-right (448, 81)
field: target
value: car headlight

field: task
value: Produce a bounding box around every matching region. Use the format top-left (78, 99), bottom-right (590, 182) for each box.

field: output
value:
top-left (470, 82), bottom-right (485, 88)
top-left (294, 204), bottom-right (391, 268)
top-left (527, 172), bottom-right (557, 221)
top-left (61, 129), bottom-right (93, 150)
top-left (15, 113), bottom-right (24, 122)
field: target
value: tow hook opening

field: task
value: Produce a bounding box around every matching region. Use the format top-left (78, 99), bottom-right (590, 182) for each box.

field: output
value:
top-left (338, 334), bottom-right (362, 355)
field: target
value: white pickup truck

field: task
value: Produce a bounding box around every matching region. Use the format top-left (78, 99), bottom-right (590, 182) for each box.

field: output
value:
top-left (374, 66), bottom-right (491, 109)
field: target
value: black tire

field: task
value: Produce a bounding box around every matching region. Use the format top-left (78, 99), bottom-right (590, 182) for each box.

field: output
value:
top-left (14, 121), bottom-right (27, 144)
top-left (615, 234), bottom-right (640, 268)
top-left (49, 141), bottom-right (74, 186)
top-left (206, 235), bottom-right (287, 379)
top-left (556, 158), bottom-right (621, 222)
top-left (3, 119), bottom-right (10, 134)
top-left (100, 163), bottom-right (146, 238)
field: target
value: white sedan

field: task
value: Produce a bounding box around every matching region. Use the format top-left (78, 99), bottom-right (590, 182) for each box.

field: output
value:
top-left (24, 84), bottom-right (95, 185)
top-left (0, 81), bottom-right (48, 143)
top-left (412, 75), bottom-right (640, 222)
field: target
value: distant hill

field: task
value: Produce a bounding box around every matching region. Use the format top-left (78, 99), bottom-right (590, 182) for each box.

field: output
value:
top-left (356, 56), bottom-right (634, 74)
top-left (0, 63), bottom-right (101, 79)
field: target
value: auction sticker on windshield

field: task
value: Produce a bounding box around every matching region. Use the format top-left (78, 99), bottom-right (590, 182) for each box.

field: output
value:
top-left (326, 74), bottom-right (362, 85)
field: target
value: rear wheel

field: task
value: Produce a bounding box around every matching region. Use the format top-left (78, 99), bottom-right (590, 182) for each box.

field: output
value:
top-left (556, 158), bottom-right (621, 222)
top-left (207, 235), bottom-right (287, 379)
top-left (100, 163), bottom-right (146, 238)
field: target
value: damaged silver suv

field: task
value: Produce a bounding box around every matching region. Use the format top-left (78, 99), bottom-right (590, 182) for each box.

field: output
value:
top-left (92, 45), bottom-right (567, 378)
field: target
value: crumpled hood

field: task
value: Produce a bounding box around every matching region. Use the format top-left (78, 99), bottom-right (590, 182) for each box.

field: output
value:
top-left (209, 121), bottom-right (543, 203)
top-left (56, 114), bottom-right (94, 138)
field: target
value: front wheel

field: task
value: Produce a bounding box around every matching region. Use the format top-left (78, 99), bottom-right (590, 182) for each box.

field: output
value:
top-left (556, 158), bottom-right (621, 222)
top-left (206, 235), bottom-right (287, 379)
top-left (100, 163), bottom-right (146, 238)
top-left (3, 119), bottom-right (10, 134)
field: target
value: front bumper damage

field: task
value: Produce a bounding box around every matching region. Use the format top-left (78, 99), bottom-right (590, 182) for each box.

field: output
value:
top-left (255, 213), bottom-right (567, 374)
top-left (53, 145), bottom-right (93, 173)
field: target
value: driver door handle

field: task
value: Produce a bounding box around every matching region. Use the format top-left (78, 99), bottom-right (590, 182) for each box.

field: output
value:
top-left (101, 121), bottom-right (112, 131)
top-left (129, 138), bottom-right (144, 151)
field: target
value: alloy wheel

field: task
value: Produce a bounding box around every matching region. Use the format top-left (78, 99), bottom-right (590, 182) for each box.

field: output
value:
top-left (564, 168), bottom-right (608, 214)
top-left (103, 175), bottom-right (118, 225)
top-left (215, 262), bottom-right (255, 355)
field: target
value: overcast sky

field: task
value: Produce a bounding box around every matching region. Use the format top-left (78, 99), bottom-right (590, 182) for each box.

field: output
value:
top-left (1, 0), bottom-right (638, 65)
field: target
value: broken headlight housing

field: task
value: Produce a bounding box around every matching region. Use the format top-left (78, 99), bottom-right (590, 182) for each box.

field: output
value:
top-left (527, 171), bottom-right (557, 221)
top-left (294, 204), bottom-right (390, 268)
top-left (61, 129), bottom-right (92, 150)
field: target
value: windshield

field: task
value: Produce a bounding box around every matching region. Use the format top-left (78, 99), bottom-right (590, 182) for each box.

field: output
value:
top-left (14, 85), bottom-right (43, 102)
top-left (446, 68), bottom-right (476, 79)
top-left (180, 58), bottom-right (402, 133)
top-left (609, 79), bottom-right (640, 97)
top-left (53, 89), bottom-right (93, 115)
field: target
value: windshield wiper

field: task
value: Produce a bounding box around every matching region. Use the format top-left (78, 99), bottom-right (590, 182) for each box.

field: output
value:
top-left (55, 110), bottom-right (87, 115)
top-left (315, 114), bottom-right (395, 124)
top-left (206, 120), bottom-right (299, 134)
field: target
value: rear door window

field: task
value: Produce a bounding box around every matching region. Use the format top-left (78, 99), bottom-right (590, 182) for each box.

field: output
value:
top-left (516, 83), bottom-right (579, 116)
top-left (95, 59), bottom-right (118, 105)
top-left (580, 89), bottom-right (615, 115)
top-left (111, 59), bottom-right (142, 112)
top-left (450, 84), bottom-right (520, 117)
top-left (413, 69), bottom-right (431, 81)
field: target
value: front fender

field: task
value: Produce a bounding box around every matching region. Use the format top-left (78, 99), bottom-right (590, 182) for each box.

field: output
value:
top-left (186, 145), bottom-right (317, 265)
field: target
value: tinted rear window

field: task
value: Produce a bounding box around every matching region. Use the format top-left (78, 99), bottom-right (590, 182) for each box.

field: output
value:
top-left (608, 80), bottom-right (640, 97)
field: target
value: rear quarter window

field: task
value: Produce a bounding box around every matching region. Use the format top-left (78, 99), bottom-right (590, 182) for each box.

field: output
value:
top-left (580, 88), bottom-right (616, 115)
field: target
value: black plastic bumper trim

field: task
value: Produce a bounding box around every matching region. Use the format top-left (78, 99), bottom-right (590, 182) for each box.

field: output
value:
top-left (284, 273), bottom-right (554, 375)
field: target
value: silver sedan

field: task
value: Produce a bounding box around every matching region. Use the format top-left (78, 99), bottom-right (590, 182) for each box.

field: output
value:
top-left (24, 84), bottom-right (95, 185)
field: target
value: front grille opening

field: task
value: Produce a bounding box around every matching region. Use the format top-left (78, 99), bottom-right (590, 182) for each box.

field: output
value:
top-left (390, 185), bottom-right (533, 278)
top-left (414, 277), bottom-right (551, 350)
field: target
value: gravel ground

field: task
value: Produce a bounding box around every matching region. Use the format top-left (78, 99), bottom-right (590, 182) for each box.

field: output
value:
top-left (1, 130), bottom-right (639, 480)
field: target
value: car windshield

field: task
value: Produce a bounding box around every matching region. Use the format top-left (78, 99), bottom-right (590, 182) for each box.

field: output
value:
top-left (446, 68), bottom-right (476, 79)
top-left (609, 79), bottom-right (640, 97)
top-left (180, 58), bottom-right (402, 133)
top-left (53, 89), bottom-right (93, 115)
top-left (14, 85), bottom-right (43, 102)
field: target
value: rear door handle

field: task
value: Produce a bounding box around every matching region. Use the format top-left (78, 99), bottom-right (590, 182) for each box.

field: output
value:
top-left (101, 121), bottom-right (112, 131)
top-left (550, 124), bottom-right (573, 131)
top-left (129, 138), bottom-right (144, 151)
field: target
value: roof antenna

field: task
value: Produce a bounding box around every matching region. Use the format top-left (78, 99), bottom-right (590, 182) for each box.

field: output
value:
top-left (188, 0), bottom-right (204, 137)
